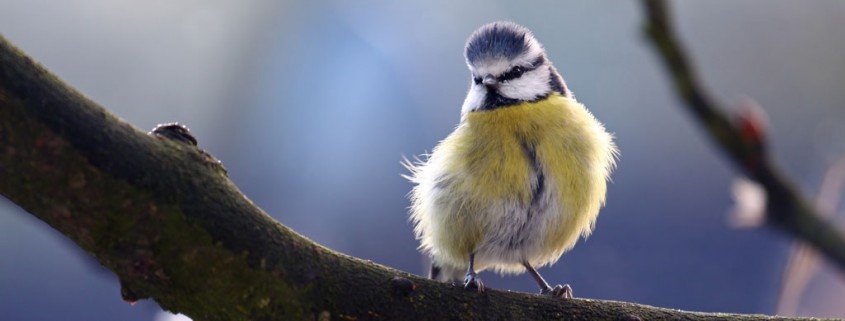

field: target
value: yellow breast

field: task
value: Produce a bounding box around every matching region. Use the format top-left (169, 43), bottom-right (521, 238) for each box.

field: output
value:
top-left (408, 94), bottom-right (616, 270)
top-left (447, 94), bottom-right (614, 209)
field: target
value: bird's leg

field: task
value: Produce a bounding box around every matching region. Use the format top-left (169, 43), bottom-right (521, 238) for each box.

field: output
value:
top-left (523, 261), bottom-right (551, 291)
top-left (523, 261), bottom-right (573, 299)
top-left (429, 263), bottom-right (441, 280)
top-left (463, 253), bottom-right (484, 292)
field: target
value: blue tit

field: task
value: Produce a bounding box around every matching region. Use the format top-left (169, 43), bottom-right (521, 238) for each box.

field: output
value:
top-left (405, 21), bottom-right (617, 298)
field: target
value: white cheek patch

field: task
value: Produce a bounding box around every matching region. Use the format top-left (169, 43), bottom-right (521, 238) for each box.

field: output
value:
top-left (497, 65), bottom-right (551, 101)
top-left (461, 82), bottom-right (486, 116)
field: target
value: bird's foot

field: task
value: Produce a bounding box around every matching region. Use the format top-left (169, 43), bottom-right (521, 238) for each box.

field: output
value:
top-left (463, 273), bottom-right (485, 293)
top-left (541, 284), bottom-right (573, 299)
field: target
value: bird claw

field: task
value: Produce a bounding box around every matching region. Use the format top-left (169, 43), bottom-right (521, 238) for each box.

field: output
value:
top-left (541, 284), bottom-right (573, 299)
top-left (464, 274), bottom-right (485, 293)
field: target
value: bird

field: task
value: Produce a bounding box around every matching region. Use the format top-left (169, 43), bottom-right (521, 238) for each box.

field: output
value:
top-left (404, 21), bottom-right (617, 298)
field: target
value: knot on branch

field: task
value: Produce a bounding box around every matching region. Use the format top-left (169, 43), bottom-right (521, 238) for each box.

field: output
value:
top-left (390, 276), bottom-right (416, 297)
top-left (151, 123), bottom-right (197, 146)
top-left (149, 122), bottom-right (228, 176)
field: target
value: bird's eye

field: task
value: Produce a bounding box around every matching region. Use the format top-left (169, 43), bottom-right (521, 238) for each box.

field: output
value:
top-left (498, 66), bottom-right (528, 82)
top-left (473, 76), bottom-right (482, 85)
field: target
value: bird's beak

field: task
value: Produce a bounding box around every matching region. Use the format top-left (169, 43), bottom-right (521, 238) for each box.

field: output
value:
top-left (482, 75), bottom-right (498, 87)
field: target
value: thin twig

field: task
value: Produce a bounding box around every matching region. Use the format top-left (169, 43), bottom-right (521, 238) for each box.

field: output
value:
top-left (641, 0), bottom-right (845, 273)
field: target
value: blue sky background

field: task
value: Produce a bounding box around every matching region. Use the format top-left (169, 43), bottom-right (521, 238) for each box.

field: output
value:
top-left (2, 1), bottom-right (845, 320)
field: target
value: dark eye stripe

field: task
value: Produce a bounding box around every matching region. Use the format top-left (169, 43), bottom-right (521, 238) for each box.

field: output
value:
top-left (498, 64), bottom-right (538, 82)
top-left (473, 77), bottom-right (482, 84)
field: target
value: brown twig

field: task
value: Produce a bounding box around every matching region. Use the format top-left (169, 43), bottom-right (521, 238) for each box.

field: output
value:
top-left (641, 0), bottom-right (845, 274)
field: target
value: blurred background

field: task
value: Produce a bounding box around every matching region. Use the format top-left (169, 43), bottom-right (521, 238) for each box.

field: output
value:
top-left (2, 0), bottom-right (845, 320)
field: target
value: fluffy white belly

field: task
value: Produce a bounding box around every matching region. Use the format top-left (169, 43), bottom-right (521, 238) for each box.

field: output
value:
top-left (472, 188), bottom-right (561, 273)
top-left (429, 161), bottom-right (565, 275)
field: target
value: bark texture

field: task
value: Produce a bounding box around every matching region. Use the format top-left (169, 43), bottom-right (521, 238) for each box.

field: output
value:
top-left (0, 32), bottom-right (832, 321)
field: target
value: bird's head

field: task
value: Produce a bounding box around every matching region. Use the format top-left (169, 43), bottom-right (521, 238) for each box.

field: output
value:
top-left (461, 21), bottom-right (568, 114)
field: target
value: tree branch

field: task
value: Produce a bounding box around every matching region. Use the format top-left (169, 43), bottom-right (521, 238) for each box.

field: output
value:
top-left (0, 33), bottom-right (827, 321)
top-left (641, 0), bottom-right (845, 274)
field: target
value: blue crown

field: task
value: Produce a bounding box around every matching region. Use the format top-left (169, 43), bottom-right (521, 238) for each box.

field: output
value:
top-left (465, 22), bottom-right (534, 63)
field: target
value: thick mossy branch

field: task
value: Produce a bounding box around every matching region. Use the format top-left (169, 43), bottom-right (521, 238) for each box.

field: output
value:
top-left (0, 34), bottom-right (830, 321)
top-left (640, 0), bottom-right (845, 274)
